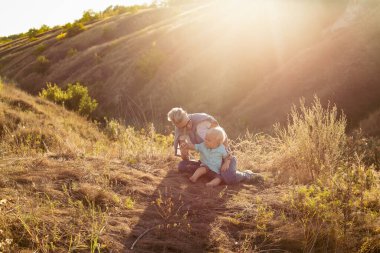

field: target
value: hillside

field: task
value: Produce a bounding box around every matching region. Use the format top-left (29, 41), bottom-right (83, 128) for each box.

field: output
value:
top-left (0, 0), bottom-right (366, 132)
top-left (0, 82), bottom-right (306, 252)
top-left (231, 0), bottom-right (380, 132)
top-left (1, 81), bottom-right (379, 252)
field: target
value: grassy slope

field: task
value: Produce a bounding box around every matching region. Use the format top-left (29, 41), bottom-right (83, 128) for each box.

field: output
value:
top-left (1, 84), bottom-right (379, 252)
top-left (0, 82), bottom-right (292, 252)
top-left (0, 1), bottom-right (352, 131)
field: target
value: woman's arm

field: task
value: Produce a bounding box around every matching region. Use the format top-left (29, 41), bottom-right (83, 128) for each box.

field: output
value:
top-left (181, 142), bottom-right (195, 150)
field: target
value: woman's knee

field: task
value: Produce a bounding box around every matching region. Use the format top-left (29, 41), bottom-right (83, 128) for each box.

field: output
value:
top-left (178, 160), bottom-right (188, 172)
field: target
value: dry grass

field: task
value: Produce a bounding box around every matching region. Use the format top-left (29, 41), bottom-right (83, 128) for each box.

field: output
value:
top-left (273, 96), bottom-right (347, 183)
top-left (0, 81), bottom-right (379, 252)
top-left (227, 96), bottom-right (380, 252)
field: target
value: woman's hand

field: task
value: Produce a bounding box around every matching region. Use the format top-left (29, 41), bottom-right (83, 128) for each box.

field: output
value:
top-left (181, 142), bottom-right (195, 150)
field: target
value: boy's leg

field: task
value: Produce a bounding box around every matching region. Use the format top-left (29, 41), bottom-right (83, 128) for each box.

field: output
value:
top-left (189, 166), bottom-right (207, 183)
top-left (206, 177), bottom-right (222, 187)
top-left (240, 170), bottom-right (264, 184)
top-left (178, 160), bottom-right (201, 174)
top-left (220, 157), bottom-right (264, 184)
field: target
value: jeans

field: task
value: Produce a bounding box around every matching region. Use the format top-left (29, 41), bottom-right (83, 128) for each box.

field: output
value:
top-left (178, 156), bottom-right (245, 185)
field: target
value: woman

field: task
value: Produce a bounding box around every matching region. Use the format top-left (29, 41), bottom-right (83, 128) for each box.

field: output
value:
top-left (167, 107), bottom-right (263, 185)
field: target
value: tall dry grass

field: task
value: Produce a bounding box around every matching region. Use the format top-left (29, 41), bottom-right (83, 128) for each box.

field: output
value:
top-left (230, 96), bottom-right (347, 183)
top-left (273, 96), bottom-right (347, 183)
top-left (229, 96), bottom-right (379, 252)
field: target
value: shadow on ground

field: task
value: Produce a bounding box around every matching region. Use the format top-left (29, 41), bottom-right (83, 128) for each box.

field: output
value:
top-left (125, 163), bottom-right (244, 253)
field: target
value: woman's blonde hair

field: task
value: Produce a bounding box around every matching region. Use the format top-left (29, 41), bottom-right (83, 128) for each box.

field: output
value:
top-left (167, 107), bottom-right (188, 125)
top-left (206, 126), bottom-right (226, 145)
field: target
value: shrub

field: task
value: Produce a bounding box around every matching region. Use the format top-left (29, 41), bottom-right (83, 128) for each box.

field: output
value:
top-left (36, 55), bottom-right (49, 64)
top-left (102, 4), bottom-right (146, 17)
top-left (67, 48), bottom-right (77, 57)
top-left (65, 83), bottom-right (98, 116)
top-left (66, 22), bottom-right (85, 37)
top-left (104, 118), bottom-right (122, 140)
top-left (56, 32), bottom-right (67, 40)
top-left (27, 28), bottom-right (38, 39)
top-left (79, 10), bottom-right (100, 23)
top-left (78, 92), bottom-right (98, 116)
top-left (0, 37), bottom-right (12, 44)
top-left (39, 82), bottom-right (97, 116)
top-left (34, 43), bottom-right (46, 54)
top-left (286, 159), bottom-right (379, 252)
top-left (39, 83), bottom-right (68, 105)
top-left (0, 82), bottom-right (3, 92)
top-left (274, 96), bottom-right (347, 183)
top-left (35, 55), bottom-right (50, 73)
top-left (38, 24), bottom-right (50, 34)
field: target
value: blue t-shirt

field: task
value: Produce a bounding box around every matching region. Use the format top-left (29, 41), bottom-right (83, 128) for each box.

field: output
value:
top-left (195, 143), bottom-right (228, 174)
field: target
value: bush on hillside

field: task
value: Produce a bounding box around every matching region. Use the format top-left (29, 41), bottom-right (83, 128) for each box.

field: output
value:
top-left (39, 82), bottom-right (97, 116)
top-left (65, 83), bottom-right (98, 116)
top-left (27, 28), bottom-right (39, 39)
top-left (35, 55), bottom-right (50, 73)
top-left (102, 4), bottom-right (144, 17)
top-left (34, 43), bottom-right (47, 55)
top-left (66, 22), bottom-right (85, 37)
top-left (1, 33), bottom-right (25, 44)
top-left (67, 48), bottom-right (77, 57)
top-left (78, 10), bottom-right (100, 23)
top-left (38, 24), bottom-right (50, 34)
top-left (39, 83), bottom-right (68, 104)
top-left (286, 159), bottom-right (379, 252)
top-left (0, 37), bottom-right (11, 44)
top-left (56, 32), bottom-right (67, 40)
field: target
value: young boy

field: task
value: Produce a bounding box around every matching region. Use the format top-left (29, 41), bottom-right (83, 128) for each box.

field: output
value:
top-left (182, 126), bottom-right (228, 187)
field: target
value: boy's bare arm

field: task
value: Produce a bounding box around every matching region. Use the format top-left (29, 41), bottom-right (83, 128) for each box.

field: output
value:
top-left (221, 154), bottom-right (232, 172)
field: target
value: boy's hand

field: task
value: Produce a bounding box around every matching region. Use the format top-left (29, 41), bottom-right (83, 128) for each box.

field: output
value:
top-left (221, 157), bottom-right (231, 172)
top-left (221, 162), bottom-right (229, 172)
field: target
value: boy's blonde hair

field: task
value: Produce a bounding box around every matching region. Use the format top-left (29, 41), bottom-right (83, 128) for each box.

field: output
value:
top-left (206, 126), bottom-right (226, 145)
top-left (167, 107), bottom-right (188, 125)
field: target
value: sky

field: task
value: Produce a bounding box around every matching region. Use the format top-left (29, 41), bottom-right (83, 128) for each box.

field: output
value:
top-left (0, 0), bottom-right (153, 37)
